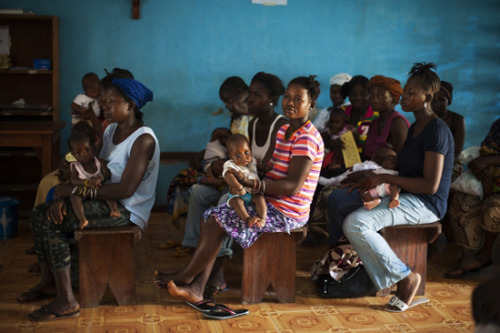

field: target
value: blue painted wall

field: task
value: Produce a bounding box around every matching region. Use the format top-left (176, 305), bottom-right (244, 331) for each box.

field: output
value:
top-left (1, 0), bottom-right (499, 206)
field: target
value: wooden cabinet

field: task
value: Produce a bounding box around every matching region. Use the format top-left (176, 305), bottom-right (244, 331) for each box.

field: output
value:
top-left (0, 14), bottom-right (59, 121)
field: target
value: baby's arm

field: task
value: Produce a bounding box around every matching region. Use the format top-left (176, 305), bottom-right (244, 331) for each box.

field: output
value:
top-left (100, 159), bottom-right (112, 182)
top-left (70, 102), bottom-right (86, 115)
top-left (224, 170), bottom-right (246, 196)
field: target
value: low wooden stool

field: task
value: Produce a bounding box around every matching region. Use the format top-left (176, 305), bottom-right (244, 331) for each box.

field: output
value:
top-left (381, 222), bottom-right (442, 296)
top-left (241, 227), bottom-right (307, 304)
top-left (74, 225), bottom-right (141, 308)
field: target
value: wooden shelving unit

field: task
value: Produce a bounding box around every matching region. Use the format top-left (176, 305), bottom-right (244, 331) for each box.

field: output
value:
top-left (0, 14), bottom-right (62, 212)
top-left (0, 14), bottom-right (60, 121)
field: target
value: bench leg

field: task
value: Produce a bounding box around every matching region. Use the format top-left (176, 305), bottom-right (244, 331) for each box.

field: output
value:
top-left (242, 232), bottom-right (296, 304)
top-left (383, 228), bottom-right (429, 296)
top-left (78, 232), bottom-right (137, 307)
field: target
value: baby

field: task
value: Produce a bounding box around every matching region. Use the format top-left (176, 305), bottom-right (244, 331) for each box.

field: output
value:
top-left (70, 72), bottom-right (100, 126)
top-left (360, 147), bottom-right (400, 210)
top-left (319, 147), bottom-right (399, 210)
top-left (321, 108), bottom-right (351, 176)
top-left (223, 134), bottom-right (267, 228)
top-left (67, 127), bottom-right (120, 229)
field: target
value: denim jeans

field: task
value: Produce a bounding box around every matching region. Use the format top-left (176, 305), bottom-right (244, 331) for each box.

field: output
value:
top-left (342, 192), bottom-right (439, 290)
top-left (327, 187), bottom-right (364, 247)
top-left (181, 184), bottom-right (233, 258)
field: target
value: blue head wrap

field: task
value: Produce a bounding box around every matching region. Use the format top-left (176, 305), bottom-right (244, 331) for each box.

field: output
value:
top-left (111, 78), bottom-right (153, 109)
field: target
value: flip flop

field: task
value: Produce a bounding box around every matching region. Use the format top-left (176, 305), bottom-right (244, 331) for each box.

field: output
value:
top-left (186, 300), bottom-right (217, 313)
top-left (384, 296), bottom-right (429, 313)
top-left (28, 305), bottom-right (80, 322)
top-left (158, 240), bottom-right (181, 249)
top-left (202, 304), bottom-right (249, 320)
top-left (203, 285), bottom-right (229, 299)
top-left (17, 288), bottom-right (56, 304)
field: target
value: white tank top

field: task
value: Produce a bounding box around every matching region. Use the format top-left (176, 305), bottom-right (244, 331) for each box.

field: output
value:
top-left (251, 115), bottom-right (285, 162)
top-left (99, 123), bottom-right (160, 230)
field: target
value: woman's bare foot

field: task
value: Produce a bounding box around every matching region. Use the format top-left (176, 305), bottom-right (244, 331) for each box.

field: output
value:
top-left (109, 210), bottom-right (121, 218)
top-left (364, 198), bottom-right (381, 210)
top-left (79, 219), bottom-right (88, 229)
top-left (386, 272), bottom-right (421, 311)
top-left (167, 280), bottom-right (203, 304)
top-left (153, 270), bottom-right (177, 289)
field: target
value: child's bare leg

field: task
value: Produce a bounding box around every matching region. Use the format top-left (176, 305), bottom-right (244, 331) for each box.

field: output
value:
top-left (70, 194), bottom-right (88, 229)
top-left (361, 190), bottom-right (381, 210)
top-left (229, 197), bottom-right (259, 227)
top-left (106, 200), bottom-right (121, 217)
top-left (252, 194), bottom-right (267, 228)
top-left (388, 184), bottom-right (400, 209)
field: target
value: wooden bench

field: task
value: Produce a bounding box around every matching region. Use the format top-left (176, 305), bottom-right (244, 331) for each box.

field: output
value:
top-left (241, 227), bottom-right (307, 304)
top-left (381, 222), bottom-right (442, 296)
top-left (74, 225), bottom-right (141, 308)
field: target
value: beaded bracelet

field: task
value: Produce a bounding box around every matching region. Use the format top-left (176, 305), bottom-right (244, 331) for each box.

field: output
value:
top-left (262, 180), bottom-right (266, 194)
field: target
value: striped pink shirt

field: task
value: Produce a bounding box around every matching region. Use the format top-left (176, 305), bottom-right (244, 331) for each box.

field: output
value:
top-left (264, 121), bottom-right (324, 223)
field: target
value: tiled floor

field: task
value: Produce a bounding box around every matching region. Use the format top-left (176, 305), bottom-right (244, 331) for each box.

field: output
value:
top-left (0, 211), bottom-right (498, 332)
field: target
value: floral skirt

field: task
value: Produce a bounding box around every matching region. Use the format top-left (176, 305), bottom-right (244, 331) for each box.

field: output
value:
top-left (204, 202), bottom-right (305, 249)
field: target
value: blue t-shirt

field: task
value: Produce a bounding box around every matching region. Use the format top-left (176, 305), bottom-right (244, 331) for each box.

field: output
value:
top-left (398, 118), bottom-right (454, 218)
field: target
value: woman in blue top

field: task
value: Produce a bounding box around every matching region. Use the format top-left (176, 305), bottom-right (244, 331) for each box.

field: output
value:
top-left (329, 63), bottom-right (454, 312)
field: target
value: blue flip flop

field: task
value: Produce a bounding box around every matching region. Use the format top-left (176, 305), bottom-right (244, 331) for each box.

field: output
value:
top-left (202, 303), bottom-right (249, 320)
top-left (186, 300), bottom-right (217, 313)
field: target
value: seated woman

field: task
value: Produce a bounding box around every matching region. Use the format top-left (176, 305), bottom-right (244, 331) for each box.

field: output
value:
top-left (431, 80), bottom-right (466, 177)
top-left (328, 63), bottom-right (454, 312)
top-left (361, 75), bottom-right (410, 160)
top-left (341, 75), bottom-right (378, 153)
top-left (178, 72), bottom-right (288, 296)
top-left (312, 72), bottom-right (352, 133)
top-left (444, 117), bottom-right (500, 278)
top-left (153, 75), bottom-right (324, 305)
top-left (18, 78), bottom-right (160, 321)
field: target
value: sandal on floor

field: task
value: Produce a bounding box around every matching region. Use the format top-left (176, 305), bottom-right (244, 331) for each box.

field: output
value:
top-left (158, 240), bottom-right (181, 249)
top-left (186, 300), bottom-right (217, 313)
top-left (444, 258), bottom-right (493, 279)
top-left (28, 305), bottom-right (80, 322)
top-left (174, 246), bottom-right (193, 257)
top-left (384, 296), bottom-right (429, 313)
top-left (203, 285), bottom-right (229, 299)
top-left (202, 303), bottom-right (249, 320)
top-left (17, 288), bottom-right (56, 304)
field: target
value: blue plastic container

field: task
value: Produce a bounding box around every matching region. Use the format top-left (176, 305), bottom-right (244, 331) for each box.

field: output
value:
top-left (0, 196), bottom-right (20, 240)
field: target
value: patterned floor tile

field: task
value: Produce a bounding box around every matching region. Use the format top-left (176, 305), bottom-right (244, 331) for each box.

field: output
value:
top-left (1, 212), bottom-right (498, 332)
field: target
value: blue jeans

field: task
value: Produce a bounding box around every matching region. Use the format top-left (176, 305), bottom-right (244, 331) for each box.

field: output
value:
top-left (342, 192), bottom-right (439, 290)
top-left (327, 187), bottom-right (364, 247)
top-left (181, 184), bottom-right (233, 258)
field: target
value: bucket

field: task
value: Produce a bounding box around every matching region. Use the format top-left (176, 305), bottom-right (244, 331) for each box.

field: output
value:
top-left (0, 196), bottom-right (20, 240)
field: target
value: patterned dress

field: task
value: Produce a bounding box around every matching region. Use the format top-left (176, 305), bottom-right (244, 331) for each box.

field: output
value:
top-left (204, 121), bottom-right (324, 248)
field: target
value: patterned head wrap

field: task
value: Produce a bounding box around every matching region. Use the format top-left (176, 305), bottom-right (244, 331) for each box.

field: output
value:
top-left (329, 73), bottom-right (352, 87)
top-left (368, 75), bottom-right (403, 102)
top-left (112, 78), bottom-right (153, 109)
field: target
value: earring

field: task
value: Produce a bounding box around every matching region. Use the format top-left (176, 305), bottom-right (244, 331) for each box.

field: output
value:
top-left (424, 102), bottom-right (428, 109)
top-left (269, 102), bottom-right (273, 106)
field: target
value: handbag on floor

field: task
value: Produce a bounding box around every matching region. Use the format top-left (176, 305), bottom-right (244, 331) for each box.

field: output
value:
top-left (311, 241), bottom-right (377, 298)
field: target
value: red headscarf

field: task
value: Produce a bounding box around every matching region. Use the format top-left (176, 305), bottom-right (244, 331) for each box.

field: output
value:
top-left (368, 75), bottom-right (403, 102)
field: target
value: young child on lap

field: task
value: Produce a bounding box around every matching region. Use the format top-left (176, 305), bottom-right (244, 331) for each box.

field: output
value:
top-left (223, 134), bottom-right (267, 228)
top-left (67, 125), bottom-right (120, 229)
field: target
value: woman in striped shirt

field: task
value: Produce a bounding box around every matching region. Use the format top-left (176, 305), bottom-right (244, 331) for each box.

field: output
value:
top-left (156, 75), bottom-right (324, 305)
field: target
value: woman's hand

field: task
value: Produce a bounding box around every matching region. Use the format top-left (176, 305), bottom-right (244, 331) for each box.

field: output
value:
top-left (341, 170), bottom-right (381, 193)
top-left (46, 198), bottom-right (67, 224)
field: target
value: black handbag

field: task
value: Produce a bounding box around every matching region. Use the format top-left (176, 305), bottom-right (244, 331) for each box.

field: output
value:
top-left (315, 265), bottom-right (377, 298)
